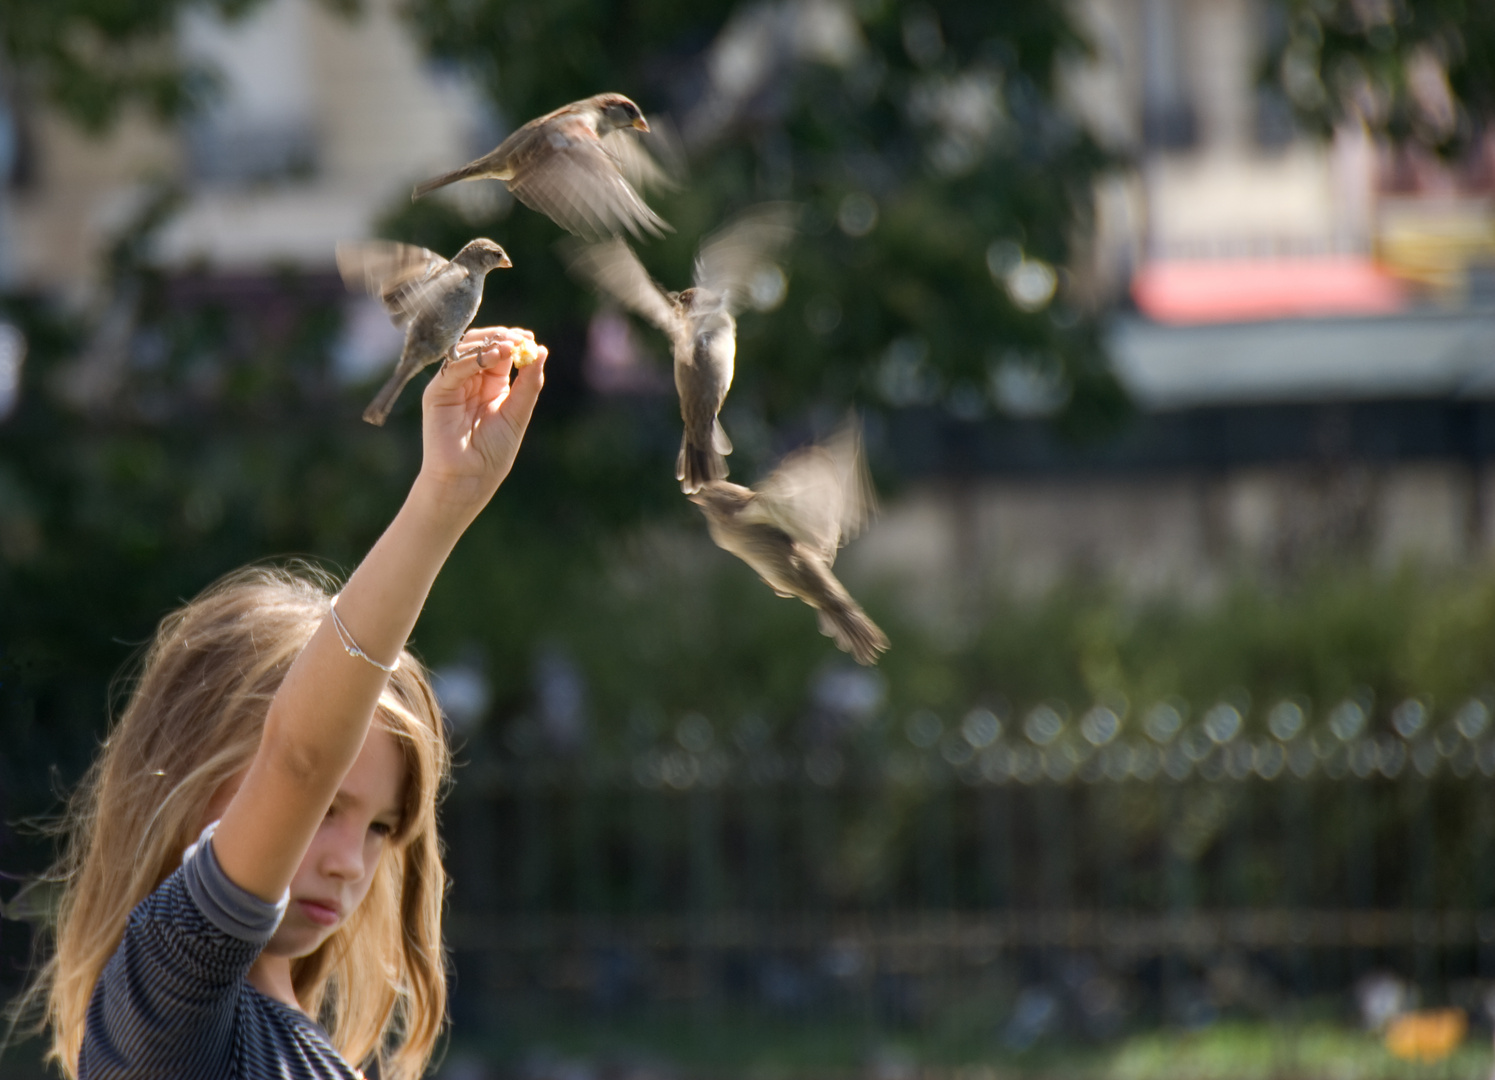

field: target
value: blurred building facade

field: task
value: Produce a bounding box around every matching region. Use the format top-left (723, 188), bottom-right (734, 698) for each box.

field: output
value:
top-left (4, 0), bottom-right (490, 296)
top-left (853, 0), bottom-right (1495, 611)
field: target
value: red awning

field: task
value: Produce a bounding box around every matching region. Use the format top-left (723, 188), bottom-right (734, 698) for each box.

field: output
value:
top-left (1132, 257), bottom-right (1407, 324)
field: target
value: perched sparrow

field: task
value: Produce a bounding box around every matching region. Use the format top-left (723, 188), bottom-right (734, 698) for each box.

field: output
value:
top-left (689, 417), bottom-right (889, 665)
top-left (336, 238), bottom-right (512, 425)
top-left (412, 93), bottom-right (674, 240)
top-left (562, 203), bottom-right (798, 492)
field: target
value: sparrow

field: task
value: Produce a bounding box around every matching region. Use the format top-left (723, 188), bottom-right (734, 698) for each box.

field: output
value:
top-left (688, 417), bottom-right (889, 665)
top-left (562, 203), bottom-right (798, 492)
top-left (412, 93), bottom-right (675, 240)
top-left (335, 238), bottom-right (512, 425)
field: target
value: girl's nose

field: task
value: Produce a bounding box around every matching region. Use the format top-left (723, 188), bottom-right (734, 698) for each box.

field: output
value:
top-left (321, 822), bottom-right (367, 881)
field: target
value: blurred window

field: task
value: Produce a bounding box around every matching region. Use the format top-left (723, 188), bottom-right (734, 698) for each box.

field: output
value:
top-left (178, 0), bottom-right (319, 184)
top-left (0, 91), bottom-right (17, 188)
top-left (1253, 0), bottom-right (1296, 148)
top-left (1141, 0), bottom-right (1197, 150)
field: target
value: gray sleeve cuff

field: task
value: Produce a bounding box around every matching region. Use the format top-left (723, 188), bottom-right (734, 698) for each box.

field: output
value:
top-left (181, 821), bottom-right (289, 945)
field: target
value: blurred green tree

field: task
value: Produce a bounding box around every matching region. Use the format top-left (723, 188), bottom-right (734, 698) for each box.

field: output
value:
top-left (1267, 0), bottom-right (1495, 153)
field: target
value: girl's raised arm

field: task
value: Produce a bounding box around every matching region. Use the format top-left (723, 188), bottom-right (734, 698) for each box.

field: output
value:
top-left (212, 328), bottom-right (546, 902)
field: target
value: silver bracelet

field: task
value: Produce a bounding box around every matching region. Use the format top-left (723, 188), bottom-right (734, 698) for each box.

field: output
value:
top-left (328, 596), bottom-right (401, 674)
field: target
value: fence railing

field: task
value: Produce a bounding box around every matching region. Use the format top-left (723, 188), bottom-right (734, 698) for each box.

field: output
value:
top-left (440, 708), bottom-right (1495, 1026)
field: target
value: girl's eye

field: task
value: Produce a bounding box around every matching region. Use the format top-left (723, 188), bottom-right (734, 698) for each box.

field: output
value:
top-left (369, 822), bottom-right (395, 838)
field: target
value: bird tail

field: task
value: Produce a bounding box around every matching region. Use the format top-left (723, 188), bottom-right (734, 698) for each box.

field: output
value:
top-left (412, 162), bottom-right (489, 201)
top-left (362, 365), bottom-right (421, 426)
top-left (816, 600), bottom-right (890, 666)
top-left (676, 421), bottom-right (732, 494)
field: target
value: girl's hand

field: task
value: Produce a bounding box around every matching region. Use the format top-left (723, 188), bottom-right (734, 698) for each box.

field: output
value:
top-left (416, 326), bottom-right (547, 516)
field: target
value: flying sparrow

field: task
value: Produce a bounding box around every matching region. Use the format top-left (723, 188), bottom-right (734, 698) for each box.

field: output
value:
top-left (562, 203), bottom-right (798, 492)
top-left (336, 238), bottom-right (513, 425)
top-left (412, 93), bottom-right (675, 240)
top-left (688, 416), bottom-right (889, 665)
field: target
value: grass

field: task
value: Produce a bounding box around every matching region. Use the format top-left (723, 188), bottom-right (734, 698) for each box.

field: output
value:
top-left (443, 1014), bottom-right (1495, 1080)
top-left (1107, 1023), bottom-right (1491, 1080)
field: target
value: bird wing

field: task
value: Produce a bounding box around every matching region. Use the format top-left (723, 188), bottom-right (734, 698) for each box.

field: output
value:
top-left (335, 241), bottom-right (465, 328)
top-left (819, 416), bottom-right (877, 545)
top-left (603, 113), bottom-right (686, 194)
top-left (693, 202), bottom-right (799, 314)
top-left (560, 237), bottom-right (681, 338)
top-left (506, 112), bottom-right (669, 240)
top-left (748, 416), bottom-right (874, 561)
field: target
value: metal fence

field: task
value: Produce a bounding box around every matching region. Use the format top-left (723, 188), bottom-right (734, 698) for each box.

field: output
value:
top-left (439, 697), bottom-right (1495, 1034)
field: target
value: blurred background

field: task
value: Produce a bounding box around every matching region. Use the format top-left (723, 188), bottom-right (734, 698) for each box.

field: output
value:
top-left (4, 0), bottom-right (1495, 1076)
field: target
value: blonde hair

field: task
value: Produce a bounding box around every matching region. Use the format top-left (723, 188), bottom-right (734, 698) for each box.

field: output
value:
top-left (26, 564), bottom-right (450, 1080)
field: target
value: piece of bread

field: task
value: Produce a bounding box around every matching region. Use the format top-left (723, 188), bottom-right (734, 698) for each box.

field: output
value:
top-left (510, 337), bottom-right (542, 368)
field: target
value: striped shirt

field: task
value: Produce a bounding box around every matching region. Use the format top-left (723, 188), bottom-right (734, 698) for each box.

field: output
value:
top-left (79, 831), bottom-right (363, 1080)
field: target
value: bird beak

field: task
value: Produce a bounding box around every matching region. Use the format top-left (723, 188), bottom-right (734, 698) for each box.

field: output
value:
top-left (498, 253), bottom-right (513, 268)
top-left (632, 116), bottom-right (651, 133)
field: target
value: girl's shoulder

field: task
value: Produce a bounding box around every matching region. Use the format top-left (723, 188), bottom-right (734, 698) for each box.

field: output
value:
top-left (79, 827), bottom-right (359, 1080)
top-left (98, 824), bottom-right (283, 1005)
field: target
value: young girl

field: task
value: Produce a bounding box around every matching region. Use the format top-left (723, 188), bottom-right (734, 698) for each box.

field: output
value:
top-left (30, 325), bottom-right (546, 1080)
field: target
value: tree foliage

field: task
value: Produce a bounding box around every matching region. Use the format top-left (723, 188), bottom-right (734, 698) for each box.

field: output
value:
top-left (1268, 0), bottom-right (1495, 153)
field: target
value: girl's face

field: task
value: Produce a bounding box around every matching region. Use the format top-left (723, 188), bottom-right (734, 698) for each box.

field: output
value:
top-left (262, 725), bottom-right (409, 959)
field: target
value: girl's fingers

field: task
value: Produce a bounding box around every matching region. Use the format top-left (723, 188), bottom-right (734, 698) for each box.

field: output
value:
top-left (429, 329), bottom-right (543, 413)
top-left (460, 326), bottom-right (535, 352)
top-left (493, 348), bottom-right (546, 425)
top-left (433, 351), bottom-right (487, 387)
top-left (442, 341), bottom-right (513, 386)
top-left (457, 340), bottom-right (513, 371)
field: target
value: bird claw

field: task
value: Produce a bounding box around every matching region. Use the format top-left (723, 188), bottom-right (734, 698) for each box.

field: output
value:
top-left (453, 336), bottom-right (497, 368)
